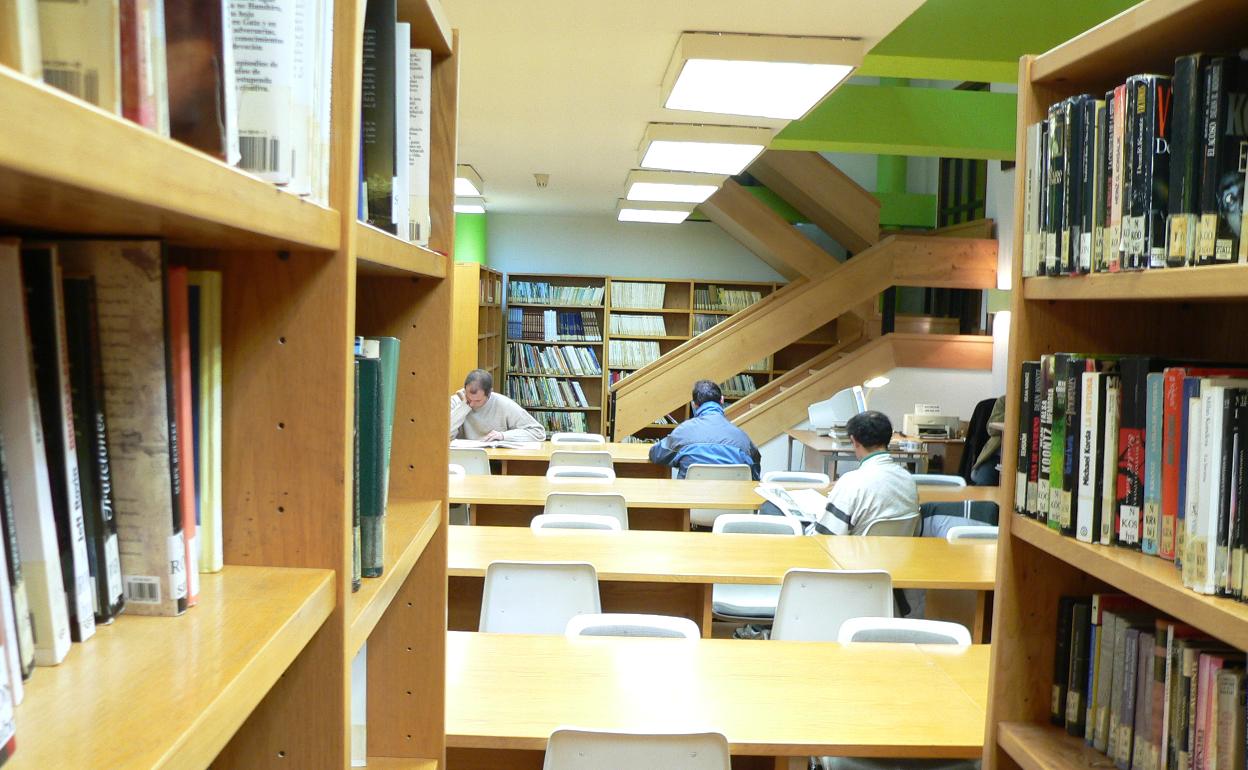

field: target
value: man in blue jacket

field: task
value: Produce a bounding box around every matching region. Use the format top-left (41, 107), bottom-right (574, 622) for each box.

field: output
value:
top-left (648, 380), bottom-right (761, 479)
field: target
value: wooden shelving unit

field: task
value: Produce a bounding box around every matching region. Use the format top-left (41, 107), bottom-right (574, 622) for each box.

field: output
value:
top-left (988, 2), bottom-right (1248, 768)
top-left (0, 2), bottom-right (457, 767)
top-left (450, 262), bottom-right (503, 389)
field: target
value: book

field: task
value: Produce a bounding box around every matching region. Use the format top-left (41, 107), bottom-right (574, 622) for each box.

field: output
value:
top-left (1119, 357), bottom-right (1164, 548)
top-left (1109, 84), bottom-right (1127, 272)
top-left (1115, 624), bottom-right (1143, 767)
top-left (37, 0), bottom-right (120, 112)
top-left (449, 438), bottom-right (542, 450)
top-left (1144, 372), bottom-right (1166, 555)
top-left (1029, 357), bottom-right (1045, 517)
top-left (391, 22), bottom-right (410, 242)
top-left (1168, 54), bottom-right (1206, 268)
top-left (356, 352), bottom-right (385, 578)
top-left (1131, 630), bottom-right (1155, 770)
top-left (363, 337), bottom-right (399, 518)
top-left (1078, 371), bottom-right (1108, 543)
top-left (119, 0), bottom-right (169, 133)
top-left (0, 434), bottom-right (36, 681)
top-left (57, 241), bottom-right (188, 616)
top-left (165, 266), bottom-right (200, 606)
top-left (0, 241), bottom-right (72, 664)
top-left (0, 438), bottom-right (27, 706)
top-left (186, 270), bottom-right (223, 573)
top-left (1214, 667), bottom-right (1245, 770)
top-left (21, 246), bottom-right (96, 643)
top-left (1101, 376), bottom-right (1123, 546)
top-left (1039, 355), bottom-right (1056, 524)
top-left (0, 497), bottom-right (21, 708)
top-left (351, 360), bottom-right (361, 592)
top-left (1054, 595), bottom-right (1078, 726)
top-left (0, 0), bottom-right (41, 77)
top-left (1067, 599), bottom-right (1093, 735)
top-left (360, 0), bottom-right (397, 232)
top-left (1023, 123), bottom-right (1042, 277)
top-left (408, 46), bottom-right (432, 245)
top-left (231, 0), bottom-right (296, 182)
top-left (1196, 56), bottom-right (1247, 265)
top-left (165, 0), bottom-right (240, 164)
top-left (61, 276), bottom-right (126, 623)
top-left (1093, 599), bottom-right (1150, 752)
top-left (1123, 75), bottom-right (1173, 270)
top-left (1047, 100), bottom-right (1069, 275)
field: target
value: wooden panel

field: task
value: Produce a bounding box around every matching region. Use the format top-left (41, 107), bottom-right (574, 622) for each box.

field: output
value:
top-left (997, 722), bottom-right (1109, 770)
top-left (700, 178), bottom-right (839, 281)
top-left (748, 150), bottom-right (880, 253)
top-left (891, 333), bottom-right (994, 369)
top-left (448, 748), bottom-right (544, 770)
top-left (356, 223), bottom-right (448, 278)
top-left (930, 219), bottom-right (996, 239)
top-left (818, 536), bottom-right (996, 590)
top-left (485, 441), bottom-right (652, 464)
top-left (1024, 263), bottom-right (1248, 301)
top-left (365, 759), bottom-right (440, 770)
top-left (426, 31), bottom-right (459, 257)
top-left (0, 70), bottom-right (340, 251)
top-left (452, 477), bottom-right (764, 509)
top-left (889, 236), bottom-right (999, 289)
top-left (9, 568), bottom-right (332, 770)
top-left (398, 0), bottom-right (453, 56)
top-left (451, 262), bottom-right (482, 392)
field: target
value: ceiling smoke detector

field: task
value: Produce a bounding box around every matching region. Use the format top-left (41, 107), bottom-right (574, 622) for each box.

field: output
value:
top-left (534, 173), bottom-right (550, 189)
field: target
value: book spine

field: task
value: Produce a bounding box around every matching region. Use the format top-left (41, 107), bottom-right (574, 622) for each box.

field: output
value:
top-left (1117, 357), bottom-right (1152, 548)
top-left (1144, 372), bottom-right (1165, 555)
top-left (1029, 357), bottom-right (1044, 516)
top-left (188, 270), bottom-right (223, 573)
top-left (1111, 84), bottom-right (1127, 272)
top-left (1102, 376), bottom-right (1122, 546)
top-left (1197, 57), bottom-right (1246, 265)
top-left (1068, 600), bottom-right (1093, 735)
top-left (1054, 596), bottom-right (1077, 726)
top-left (1024, 123), bottom-right (1040, 277)
top-left (1062, 357), bottom-right (1087, 534)
top-left (360, 0), bottom-right (396, 231)
top-left (1215, 668), bottom-right (1245, 770)
top-left (1092, 98), bottom-right (1107, 273)
top-left (351, 359), bottom-right (361, 592)
top-left (408, 47), bottom-right (432, 246)
top-left (1067, 97), bottom-right (1087, 275)
top-left (1118, 627), bottom-right (1141, 769)
top-left (0, 435), bottom-right (35, 679)
top-left (166, 266), bottom-right (198, 606)
top-left (1132, 632), bottom-right (1156, 770)
top-left (1233, 393), bottom-right (1248, 599)
top-left (1046, 104), bottom-right (1065, 276)
top-left (1018, 362), bottom-right (1036, 512)
top-left (357, 356), bottom-right (385, 578)
top-left (0, 439), bottom-right (25, 706)
top-left (1162, 368), bottom-right (1188, 561)
top-left (1147, 76), bottom-right (1174, 269)
top-left (1182, 383), bottom-right (1203, 587)
top-left (1078, 372), bottom-right (1102, 542)
top-left (1168, 54), bottom-right (1204, 268)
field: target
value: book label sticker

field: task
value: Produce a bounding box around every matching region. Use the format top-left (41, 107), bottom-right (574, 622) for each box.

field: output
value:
top-left (1120, 505), bottom-right (1140, 543)
top-left (1142, 502), bottom-right (1159, 546)
top-left (104, 533), bottom-right (123, 605)
top-left (1215, 239), bottom-right (1233, 262)
top-left (168, 534), bottom-right (187, 600)
top-left (125, 576), bottom-right (161, 604)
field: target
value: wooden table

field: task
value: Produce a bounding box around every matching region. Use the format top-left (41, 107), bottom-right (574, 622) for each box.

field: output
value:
top-left (482, 441), bottom-right (665, 478)
top-left (447, 526), bottom-right (840, 635)
top-left (820, 536), bottom-right (997, 642)
top-left (445, 632), bottom-right (989, 769)
top-left (448, 475), bottom-right (1003, 530)
top-left (785, 430), bottom-right (966, 478)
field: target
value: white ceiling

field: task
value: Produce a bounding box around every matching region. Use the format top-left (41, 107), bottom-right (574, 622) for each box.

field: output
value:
top-left (442, 0), bottom-right (924, 215)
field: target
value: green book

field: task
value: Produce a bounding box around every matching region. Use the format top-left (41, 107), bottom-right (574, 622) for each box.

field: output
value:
top-left (364, 337), bottom-right (400, 514)
top-left (351, 360), bottom-right (361, 592)
top-left (1050, 353), bottom-right (1073, 530)
top-left (356, 355), bottom-right (385, 578)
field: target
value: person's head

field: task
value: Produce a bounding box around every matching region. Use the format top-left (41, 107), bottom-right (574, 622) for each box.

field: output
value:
top-left (463, 369), bottom-right (493, 409)
top-left (691, 379), bottom-right (723, 409)
top-left (846, 410), bottom-right (892, 458)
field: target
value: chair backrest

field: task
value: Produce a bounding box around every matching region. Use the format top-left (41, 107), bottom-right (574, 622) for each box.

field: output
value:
top-left (448, 463), bottom-right (466, 477)
top-left (543, 492), bottom-right (629, 529)
top-left (946, 525), bottom-right (999, 542)
top-left (911, 473), bottom-right (968, 488)
top-left (449, 447), bottom-right (491, 476)
top-left (861, 513), bottom-right (920, 537)
top-left (480, 561), bottom-right (601, 634)
top-left (685, 463), bottom-right (752, 481)
top-left (549, 450), bottom-right (614, 470)
top-left (771, 569), bottom-right (892, 642)
top-left (565, 613), bottom-right (699, 639)
top-left (543, 728), bottom-right (730, 770)
top-left (760, 471), bottom-right (830, 488)
top-left (531, 513), bottom-right (622, 532)
top-left (712, 513), bottom-right (802, 536)
top-left (551, 432), bottom-right (607, 446)
top-left (546, 465), bottom-right (616, 481)
top-left (837, 617), bottom-right (972, 646)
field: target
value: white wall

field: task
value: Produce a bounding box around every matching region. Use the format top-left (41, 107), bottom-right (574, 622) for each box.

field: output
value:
top-left (487, 213), bottom-right (786, 282)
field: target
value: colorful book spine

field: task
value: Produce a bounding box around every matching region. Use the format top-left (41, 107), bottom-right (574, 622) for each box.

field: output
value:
top-left (356, 353), bottom-right (385, 578)
top-left (1143, 372), bottom-right (1165, 554)
top-left (187, 270), bottom-right (223, 573)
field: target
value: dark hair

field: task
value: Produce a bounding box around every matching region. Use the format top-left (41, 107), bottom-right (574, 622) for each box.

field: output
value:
top-left (464, 369), bottom-right (493, 396)
top-left (691, 379), bottom-right (722, 407)
top-left (846, 410), bottom-right (892, 449)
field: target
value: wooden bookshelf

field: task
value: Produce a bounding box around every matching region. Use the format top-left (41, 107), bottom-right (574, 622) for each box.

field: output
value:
top-left (0, 1), bottom-right (457, 767)
top-left (988, 2), bottom-right (1248, 769)
top-left (450, 262), bottom-right (503, 390)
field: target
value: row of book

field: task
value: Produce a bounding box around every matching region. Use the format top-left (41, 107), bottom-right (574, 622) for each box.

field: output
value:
top-left (507, 281), bottom-right (604, 306)
top-left (504, 377), bottom-right (592, 410)
top-left (506, 308), bottom-right (602, 343)
top-left (359, 0), bottom-right (433, 245)
top-left (694, 286), bottom-right (763, 312)
top-left (1015, 355), bottom-right (1248, 600)
top-left (607, 340), bottom-right (661, 369)
top-left (479, 275), bottom-right (501, 305)
top-left (351, 336), bottom-right (398, 591)
top-left (720, 375), bottom-right (759, 398)
top-left (2, 0), bottom-right (340, 204)
top-left (609, 282), bottom-right (666, 310)
top-left (1051, 593), bottom-right (1245, 770)
top-left (531, 411), bottom-right (589, 434)
top-left (608, 314), bottom-right (667, 337)
top-left (507, 343), bottom-right (602, 377)
top-left (694, 313), bottom-right (726, 335)
top-left (1020, 52), bottom-right (1248, 277)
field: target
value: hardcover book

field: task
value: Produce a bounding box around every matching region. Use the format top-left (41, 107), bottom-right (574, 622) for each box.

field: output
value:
top-left (1046, 102), bottom-right (1067, 276)
top-left (1168, 54), bottom-right (1206, 267)
top-left (231, 0), bottom-right (295, 182)
top-left (166, 266), bottom-right (199, 605)
top-left (37, 0), bottom-right (121, 112)
top-left (165, 0), bottom-right (240, 163)
top-left (355, 353), bottom-right (385, 577)
top-left (1195, 56), bottom-right (1247, 265)
top-left (408, 46), bottom-right (432, 246)
top-left (360, 0), bottom-right (397, 232)
top-left (0, 437), bottom-right (36, 680)
top-left (187, 270), bottom-right (223, 573)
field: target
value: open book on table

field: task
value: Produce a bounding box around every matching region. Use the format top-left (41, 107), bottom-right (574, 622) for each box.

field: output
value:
top-left (754, 484), bottom-right (828, 524)
top-left (450, 438), bottom-right (543, 450)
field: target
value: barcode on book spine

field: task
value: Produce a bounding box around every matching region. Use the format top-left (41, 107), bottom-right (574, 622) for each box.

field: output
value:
top-left (44, 67), bottom-right (101, 106)
top-left (239, 136), bottom-right (281, 173)
top-left (124, 576), bottom-right (161, 604)
top-left (408, 222), bottom-right (421, 243)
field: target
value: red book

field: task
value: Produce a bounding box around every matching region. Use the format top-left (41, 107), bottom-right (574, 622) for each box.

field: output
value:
top-left (119, 0), bottom-right (154, 129)
top-left (165, 266), bottom-right (199, 606)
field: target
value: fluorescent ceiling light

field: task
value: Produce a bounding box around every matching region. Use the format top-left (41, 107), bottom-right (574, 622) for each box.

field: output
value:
top-left (454, 196), bottom-right (486, 214)
top-left (455, 164), bottom-right (483, 197)
top-left (662, 33), bottom-right (863, 120)
top-left (638, 123), bottom-right (773, 175)
top-left (862, 376), bottom-right (890, 389)
top-left (624, 169), bottom-right (725, 204)
top-left (615, 198), bottom-right (694, 224)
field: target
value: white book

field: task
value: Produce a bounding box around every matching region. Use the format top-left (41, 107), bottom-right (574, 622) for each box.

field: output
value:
top-left (285, 0), bottom-right (315, 196)
top-left (1076, 372), bottom-right (1102, 543)
top-left (571, 381), bottom-right (587, 407)
top-left (1099, 378), bottom-right (1120, 546)
top-left (306, 0), bottom-right (332, 203)
top-left (0, 245), bottom-right (72, 666)
top-left (1182, 395), bottom-right (1203, 588)
top-left (219, 0), bottom-right (240, 166)
top-left (36, 0), bottom-right (121, 113)
top-left (232, 0), bottom-right (295, 182)
top-left (350, 641), bottom-right (366, 767)
top-left (393, 22), bottom-right (411, 241)
top-left (408, 47), bottom-right (432, 246)
top-left (1023, 122), bottom-right (1040, 277)
top-left (1195, 381), bottom-right (1248, 595)
top-left (0, 522), bottom-right (21, 705)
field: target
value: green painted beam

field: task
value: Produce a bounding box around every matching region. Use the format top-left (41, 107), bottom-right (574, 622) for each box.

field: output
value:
top-left (454, 212), bottom-right (487, 264)
top-left (860, 0), bottom-right (1139, 83)
top-left (774, 84), bottom-right (1015, 160)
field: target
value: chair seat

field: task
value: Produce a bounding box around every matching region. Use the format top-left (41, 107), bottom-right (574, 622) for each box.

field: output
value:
top-left (711, 584), bottom-right (781, 618)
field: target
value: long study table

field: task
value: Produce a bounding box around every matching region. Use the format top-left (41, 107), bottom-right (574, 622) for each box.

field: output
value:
top-left (482, 441), bottom-right (665, 477)
top-left (445, 632), bottom-right (990, 769)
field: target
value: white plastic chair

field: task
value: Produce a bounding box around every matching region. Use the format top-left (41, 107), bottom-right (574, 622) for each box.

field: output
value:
top-left (546, 465), bottom-right (616, 481)
top-left (551, 432), bottom-right (607, 446)
top-left (549, 450), bottom-right (614, 470)
top-left (449, 447), bottom-right (491, 476)
top-left (530, 513), bottom-right (622, 532)
top-left (565, 613), bottom-right (699, 639)
top-left (479, 561), bottom-right (601, 634)
top-left (945, 525), bottom-right (999, 542)
top-left (771, 569), bottom-right (893, 642)
top-left (543, 492), bottom-right (629, 529)
top-left (710, 514), bottom-right (803, 623)
top-left (910, 473), bottom-right (967, 488)
top-left (686, 463), bottom-right (753, 528)
top-left (544, 728), bottom-right (730, 770)
top-left (760, 470), bottom-right (830, 489)
top-left (448, 463), bottom-right (466, 477)
top-left (861, 513), bottom-right (920, 537)
top-left (837, 617), bottom-right (972, 646)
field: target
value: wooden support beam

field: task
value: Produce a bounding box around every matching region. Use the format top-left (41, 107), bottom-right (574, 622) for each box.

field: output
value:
top-left (699, 179), bottom-right (839, 281)
top-left (747, 151), bottom-right (880, 254)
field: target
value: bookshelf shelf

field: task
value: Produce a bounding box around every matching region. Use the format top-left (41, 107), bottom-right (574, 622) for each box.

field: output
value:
top-left (1022, 263), bottom-right (1248, 302)
top-left (361, 758), bottom-right (440, 770)
top-left (0, 69), bottom-right (341, 252)
top-left (355, 223), bottom-right (448, 278)
top-left (477, 332), bottom-right (498, 340)
top-left (608, 334), bottom-right (690, 341)
top-left (609, 307), bottom-right (692, 315)
top-left (398, 0), bottom-right (453, 55)
top-left (521, 405), bottom-right (600, 412)
top-left (346, 499), bottom-right (442, 656)
top-left (508, 302), bottom-right (604, 310)
top-left (996, 722), bottom-right (1106, 770)
top-left (507, 372), bottom-right (603, 379)
top-left (9, 567), bottom-right (333, 770)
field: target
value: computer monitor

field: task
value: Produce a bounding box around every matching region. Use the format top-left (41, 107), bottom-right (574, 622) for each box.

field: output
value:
top-left (807, 386), bottom-right (867, 433)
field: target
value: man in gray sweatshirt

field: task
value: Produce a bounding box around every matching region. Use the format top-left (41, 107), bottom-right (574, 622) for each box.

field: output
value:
top-left (449, 369), bottom-right (546, 442)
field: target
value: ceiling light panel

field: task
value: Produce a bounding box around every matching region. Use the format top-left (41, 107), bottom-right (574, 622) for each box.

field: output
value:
top-left (638, 124), bottom-right (773, 176)
top-left (615, 198), bottom-right (694, 224)
top-left (455, 164), bottom-right (483, 197)
top-left (624, 169), bottom-right (726, 204)
top-left (454, 196), bottom-right (486, 214)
